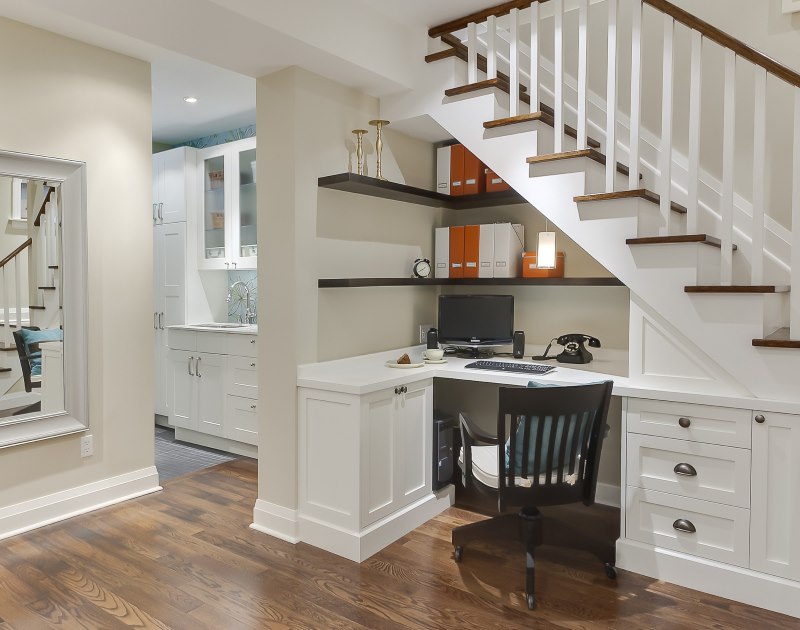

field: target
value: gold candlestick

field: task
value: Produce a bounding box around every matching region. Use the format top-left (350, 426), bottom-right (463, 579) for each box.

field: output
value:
top-left (352, 129), bottom-right (368, 175)
top-left (369, 119), bottom-right (390, 180)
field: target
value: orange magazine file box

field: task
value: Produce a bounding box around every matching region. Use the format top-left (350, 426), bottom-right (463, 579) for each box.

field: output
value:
top-left (463, 148), bottom-right (485, 196)
top-left (522, 251), bottom-right (566, 278)
top-left (463, 225), bottom-right (480, 278)
top-left (449, 226), bottom-right (465, 278)
top-left (485, 168), bottom-right (510, 192)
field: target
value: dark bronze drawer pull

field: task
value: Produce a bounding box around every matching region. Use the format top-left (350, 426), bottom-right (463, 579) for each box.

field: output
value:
top-left (678, 417), bottom-right (691, 428)
top-left (674, 463), bottom-right (697, 477)
top-left (754, 414), bottom-right (766, 424)
top-left (673, 518), bottom-right (696, 534)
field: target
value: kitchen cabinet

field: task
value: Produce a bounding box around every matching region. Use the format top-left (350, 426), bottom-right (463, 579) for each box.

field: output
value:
top-left (153, 147), bottom-right (195, 224)
top-left (750, 410), bottom-right (800, 581)
top-left (197, 137), bottom-right (257, 270)
top-left (153, 222), bottom-right (186, 416)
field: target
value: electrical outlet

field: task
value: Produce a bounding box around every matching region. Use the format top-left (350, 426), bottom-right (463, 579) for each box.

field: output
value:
top-left (419, 324), bottom-right (435, 344)
top-left (80, 434), bottom-right (93, 458)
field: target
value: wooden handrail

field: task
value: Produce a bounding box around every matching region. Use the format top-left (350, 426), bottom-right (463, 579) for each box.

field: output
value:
top-left (33, 185), bottom-right (54, 228)
top-left (430, 0), bottom-right (800, 88)
top-left (440, 33), bottom-right (527, 93)
top-left (644, 0), bottom-right (800, 88)
top-left (0, 238), bottom-right (32, 270)
top-left (428, 0), bottom-right (537, 38)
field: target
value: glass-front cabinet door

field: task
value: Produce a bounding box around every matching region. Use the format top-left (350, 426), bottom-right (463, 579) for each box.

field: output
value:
top-left (196, 137), bottom-right (257, 271)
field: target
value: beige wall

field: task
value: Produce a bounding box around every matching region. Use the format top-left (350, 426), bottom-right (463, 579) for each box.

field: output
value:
top-left (0, 18), bottom-right (152, 504)
top-left (0, 176), bottom-right (29, 307)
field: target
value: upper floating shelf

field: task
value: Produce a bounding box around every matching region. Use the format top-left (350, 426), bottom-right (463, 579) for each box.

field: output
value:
top-left (317, 172), bottom-right (528, 210)
top-left (318, 277), bottom-right (625, 288)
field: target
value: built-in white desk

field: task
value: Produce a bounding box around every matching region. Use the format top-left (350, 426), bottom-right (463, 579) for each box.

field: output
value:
top-left (297, 345), bottom-right (800, 618)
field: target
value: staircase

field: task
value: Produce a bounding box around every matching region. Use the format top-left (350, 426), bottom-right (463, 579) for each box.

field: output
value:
top-left (383, 0), bottom-right (800, 401)
top-left (0, 179), bottom-right (62, 401)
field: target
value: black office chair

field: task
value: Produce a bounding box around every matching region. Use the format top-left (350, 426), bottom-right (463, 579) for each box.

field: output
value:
top-left (12, 326), bottom-right (42, 393)
top-left (452, 381), bottom-right (615, 610)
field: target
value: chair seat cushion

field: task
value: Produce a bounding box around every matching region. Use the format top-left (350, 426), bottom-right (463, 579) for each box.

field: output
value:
top-left (459, 446), bottom-right (578, 490)
top-left (19, 327), bottom-right (63, 376)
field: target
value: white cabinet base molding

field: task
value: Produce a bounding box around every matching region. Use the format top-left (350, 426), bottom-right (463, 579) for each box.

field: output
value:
top-left (251, 499), bottom-right (300, 544)
top-left (174, 427), bottom-right (256, 459)
top-left (617, 539), bottom-right (800, 620)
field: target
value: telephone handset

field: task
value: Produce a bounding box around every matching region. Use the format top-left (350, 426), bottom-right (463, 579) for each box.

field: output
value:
top-left (532, 333), bottom-right (601, 364)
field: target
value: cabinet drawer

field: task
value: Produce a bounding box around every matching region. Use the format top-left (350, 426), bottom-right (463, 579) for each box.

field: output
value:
top-left (168, 329), bottom-right (196, 351)
top-left (225, 334), bottom-right (257, 358)
top-left (626, 487), bottom-right (749, 567)
top-left (627, 434), bottom-right (750, 508)
top-left (224, 395), bottom-right (259, 446)
top-left (227, 355), bottom-right (258, 398)
top-left (627, 399), bottom-right (751, 448)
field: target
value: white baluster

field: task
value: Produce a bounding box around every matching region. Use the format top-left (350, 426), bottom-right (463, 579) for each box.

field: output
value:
top-left (660, 14), bottom-right (674, 234)
top-left (1, 267), bottom-right (7, 339)
top-left (467, 22), bottom-right (478, 84)
top-left (529, 2), bottom-right (540, 110)
top-left (629, 0), bottom-right (642, 188)
top-left (752, 67), bottom-right (767, 286)
top-left (486, 16), bottom-right (497, 81)
top-left (577, 0), bottom-right (589, 150)
top-left (791, 89), bottom-right (800, 334)
top-left (720, 49), bottom-right (736, 285)
top-left (14, 256), bottom-right (21, 330)
top-left (605, 0), bottom-right (618, 192)
top-left (687, 30), bottom-right (703, 234)
top-left (554, 0), bottom-right (564, 152)
top-left (509, 8), bottom-right (520, 118)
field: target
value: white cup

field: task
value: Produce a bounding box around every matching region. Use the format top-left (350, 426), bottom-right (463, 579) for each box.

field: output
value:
top-left (424, 349), bottom-right (444, 361)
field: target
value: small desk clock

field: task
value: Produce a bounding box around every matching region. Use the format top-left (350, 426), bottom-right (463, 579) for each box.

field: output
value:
top-left (413, 258), bottom-right (432, 278)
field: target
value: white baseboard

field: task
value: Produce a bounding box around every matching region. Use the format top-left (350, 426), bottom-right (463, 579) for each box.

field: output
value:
top-left (617, 538), bottom-right (800, 619)
top-left (298, 487), bottom-right (455, 563)
top-left (0, 466), bottom-right (161, 540)
top-left (595, 482), bottom-right (621, 508)
top-left (174, 427), bottom-right (257, 458)
top-left (251, 499), bottom-right (300, 544)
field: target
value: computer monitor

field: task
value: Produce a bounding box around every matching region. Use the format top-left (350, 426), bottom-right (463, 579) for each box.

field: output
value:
top-left (437, 294), bottom-right (514, 348)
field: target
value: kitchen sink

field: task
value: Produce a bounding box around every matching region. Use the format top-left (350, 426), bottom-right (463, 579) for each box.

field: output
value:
top-left (193, 323), bottom-right (248, 329)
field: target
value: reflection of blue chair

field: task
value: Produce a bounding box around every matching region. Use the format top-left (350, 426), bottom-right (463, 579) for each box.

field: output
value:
top-left (13, 326), bottom-right (41, 393)
top-left (453, 381), bottom-right (615, 610)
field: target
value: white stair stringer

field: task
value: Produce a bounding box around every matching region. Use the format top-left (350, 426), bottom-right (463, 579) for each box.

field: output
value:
top-left (381, 61), bottom-right (800, 401)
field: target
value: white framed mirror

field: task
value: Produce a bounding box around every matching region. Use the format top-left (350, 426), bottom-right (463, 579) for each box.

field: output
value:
top-left (0, 150), bottom-right (88, 447)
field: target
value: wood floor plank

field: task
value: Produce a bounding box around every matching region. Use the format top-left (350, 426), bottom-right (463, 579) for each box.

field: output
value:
top-left (0, 458), bottom-right (794, 629)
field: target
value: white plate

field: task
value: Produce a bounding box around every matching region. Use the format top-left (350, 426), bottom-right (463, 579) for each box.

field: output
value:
top-left (385, 360), bottom-right (425, 369)
top-left (424, 359), bottom-right (448, 364)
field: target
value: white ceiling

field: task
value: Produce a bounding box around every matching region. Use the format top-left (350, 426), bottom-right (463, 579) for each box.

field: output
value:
top-left (0, 0), bottom-right (482, 145)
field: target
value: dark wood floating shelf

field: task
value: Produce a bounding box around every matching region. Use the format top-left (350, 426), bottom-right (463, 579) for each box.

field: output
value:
top-left (318, 172), bottom-right (527, 210)
top-left (318, 277), bottom-right (625, 288)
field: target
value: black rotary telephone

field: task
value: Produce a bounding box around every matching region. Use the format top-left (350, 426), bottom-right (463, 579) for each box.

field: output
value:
top-left (532, 333), bottom-right (601, 364)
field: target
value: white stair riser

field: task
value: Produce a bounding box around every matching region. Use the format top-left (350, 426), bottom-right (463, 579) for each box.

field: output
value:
top-left (576, 197), bottom-right (686, 238)
top-left (529, 155), bottom-right (630, 196)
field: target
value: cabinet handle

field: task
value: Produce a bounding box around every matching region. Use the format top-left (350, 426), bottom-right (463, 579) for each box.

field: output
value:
top-left (402, 386), bottom-right (408, 393)
top-left (755, 414), bottom-right (766, 424)
top-left (678, 417), bottom-right (691, 428)
top-left (159, 312), bottom-right (164, 329)
top-left (394, 387), bottom-right (400, 395)
top-left (154, 312), bottom-right (158, 329)
top-left (188, 356), bottom-right (194, 376)
top-left (225, 262), bottom-right (229, 269)
top-left (673, 463), bottom-right (697, 477)
top-left (250, 404), bottom-right (256, 410)
top-left (196, 357), bottom-right (202, 378)
top-left (232, 262), bottom-right (237, 269)
top-left (158, 203), bottom-right (163, 220)
top-left (250, 362), bottom-right (256, 367)
top-left (250, 339), bottom-right (256, 344)
top-left (152, 203), bottom-right (157, 221)
top-left (672, 519), bottom-right (696, 534)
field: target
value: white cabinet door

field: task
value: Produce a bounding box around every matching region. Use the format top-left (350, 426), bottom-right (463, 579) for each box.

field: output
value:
top-left (231, 138), bottom-right (257, 270)
top-left (154, 223), bottom-right (186, 416)
top-left (750, 411), bottom-right (800, 581)
top-left (398, 382), bottom-right (432, 506)
top-left (195, 352), bottom-right (226, 437)
top-left (168, 349), bottom-right (196, 430)
top-left (153, 147), bottom-right (191, 224)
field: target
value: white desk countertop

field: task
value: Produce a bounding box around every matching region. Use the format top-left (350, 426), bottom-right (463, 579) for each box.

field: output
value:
top-left (298, 345), bottom-right (800, 414)
top-left (169, 324), bottom-right (257, 335)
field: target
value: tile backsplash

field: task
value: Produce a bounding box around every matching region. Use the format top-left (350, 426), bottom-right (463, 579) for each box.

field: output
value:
top-left (227, 270), bottom-right (257, 323)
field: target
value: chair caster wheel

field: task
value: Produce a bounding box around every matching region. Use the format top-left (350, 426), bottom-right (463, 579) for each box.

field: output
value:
top-left (526, 593), bottom-right (536, 610)
top-left (454, 546), bottom-right (463, 563)
top-left (604, 563), bottom-right (617, 580)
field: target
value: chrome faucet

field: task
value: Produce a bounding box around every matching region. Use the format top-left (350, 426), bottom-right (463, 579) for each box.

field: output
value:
top-left (227, 281), bottom-right (255, 324)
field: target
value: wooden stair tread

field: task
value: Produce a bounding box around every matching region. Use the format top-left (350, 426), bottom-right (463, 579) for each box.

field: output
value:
top-left (0, 347), bottom-right (17, 352)
top-left (438, 33), bottom-right (529, 96)
top-left (445, 78), bottom-right (527, 100)
top-left (38, 286), bottom-right (56, 290)
top-left (753, 328), bottom-right (800, 348)
top-left (527, 148), bottom-right (633, 180)
top-left (574, 189), bottom-right (687, 214)
top-left (424, 48), bottom-right (458, 63)
top-left (33, 185), bottom-right (54, 227)
top-left (0, 368), bottom-right (11, 373)
top-left (29, 305), bottom-right (45, 310)
top-left (47, 265), bottom-right (59, 269)
top-left (686, 285), bottom-right (789, 294)
top-left (626, 234), bottom-right (737, 250)
top-left (483, 111), bottom-right (602, 149)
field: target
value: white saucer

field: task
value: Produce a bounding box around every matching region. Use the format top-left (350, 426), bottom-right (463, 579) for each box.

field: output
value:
top-left (385, 360), bottom-right (425, 369)
top-left (424, 358), bottom-right (448, 364)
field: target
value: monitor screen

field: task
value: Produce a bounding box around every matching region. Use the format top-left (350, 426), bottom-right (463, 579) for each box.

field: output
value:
top-left (437, 295), bottom-right (514, 346)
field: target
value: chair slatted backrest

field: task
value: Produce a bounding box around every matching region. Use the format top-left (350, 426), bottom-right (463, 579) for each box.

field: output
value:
top-left (497, 381), bottom-right (613, 508)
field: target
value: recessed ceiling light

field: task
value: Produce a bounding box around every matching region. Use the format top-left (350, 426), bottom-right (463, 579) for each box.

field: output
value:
top-left (183, 96), bottom-right (198, 104)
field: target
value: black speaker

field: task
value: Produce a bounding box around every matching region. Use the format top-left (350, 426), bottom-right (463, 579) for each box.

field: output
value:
top-left (432, 418), bottom-right (454, 490)
top-left (513, 330), bottom-right (525, 359)
top-left (427, 328), bottom-right (439, 350)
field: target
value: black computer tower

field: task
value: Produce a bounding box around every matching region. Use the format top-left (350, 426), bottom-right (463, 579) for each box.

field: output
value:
top-left (433, 418), bottom-right (454, 490)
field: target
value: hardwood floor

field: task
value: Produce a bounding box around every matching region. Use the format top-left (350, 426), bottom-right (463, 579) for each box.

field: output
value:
top-left (0, 460), bottom-right (795, 629)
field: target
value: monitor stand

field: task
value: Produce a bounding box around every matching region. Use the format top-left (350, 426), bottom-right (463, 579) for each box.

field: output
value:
top-left (450, 347), bottom-right (495, 359)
